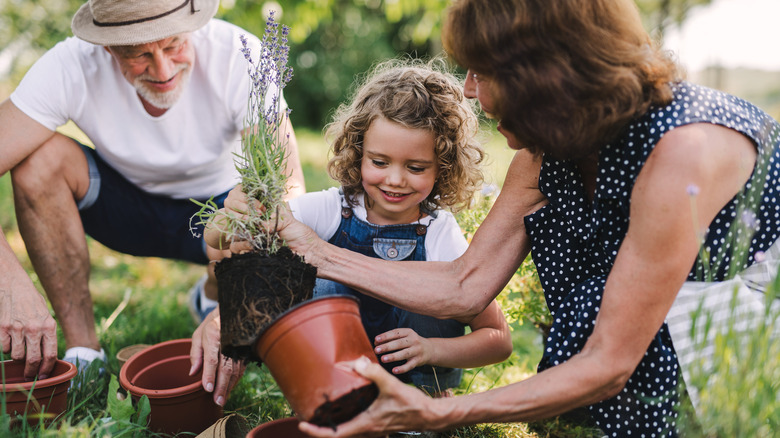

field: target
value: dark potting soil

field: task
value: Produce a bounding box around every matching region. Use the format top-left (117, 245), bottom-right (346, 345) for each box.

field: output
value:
top-left (308, 382), bottom-right (380, 429)
top-left (216, 247), bottom-right (317, 361)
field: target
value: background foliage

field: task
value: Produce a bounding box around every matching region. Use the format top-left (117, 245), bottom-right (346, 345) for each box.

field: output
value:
top-left (1, 0), bottom-right (710, 129)
top-left (4, 1), bottom-right (778, 436)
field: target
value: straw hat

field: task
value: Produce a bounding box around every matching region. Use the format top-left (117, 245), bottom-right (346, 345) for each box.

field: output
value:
top-left (71, 0), bottom-right (219, 46)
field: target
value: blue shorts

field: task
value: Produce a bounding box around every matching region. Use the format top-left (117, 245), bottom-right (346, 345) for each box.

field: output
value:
top-left (77, 144), bottom-right (230, 265)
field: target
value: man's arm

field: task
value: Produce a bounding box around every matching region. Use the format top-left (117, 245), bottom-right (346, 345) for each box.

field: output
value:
top-left (0, 99), bottom-right (56, 175)
top-left (0, 98), bottom-right (59, 378)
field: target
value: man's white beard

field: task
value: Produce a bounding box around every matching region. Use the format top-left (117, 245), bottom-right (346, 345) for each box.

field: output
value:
top-left (133, 63), bottom-right (191, 109)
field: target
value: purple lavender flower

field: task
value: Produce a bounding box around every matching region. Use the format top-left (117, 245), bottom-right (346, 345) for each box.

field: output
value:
top-left (240, 11), bottom-right (294, 128)
top-left (740, 209), bottom-right (759, 230)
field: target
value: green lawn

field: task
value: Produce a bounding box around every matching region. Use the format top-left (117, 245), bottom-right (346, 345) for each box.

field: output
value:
top-left (0, 127), bottom-right (606, 437)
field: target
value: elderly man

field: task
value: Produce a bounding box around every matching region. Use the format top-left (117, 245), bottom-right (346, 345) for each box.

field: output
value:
top-left (0, 0), bottom-right (304, 404)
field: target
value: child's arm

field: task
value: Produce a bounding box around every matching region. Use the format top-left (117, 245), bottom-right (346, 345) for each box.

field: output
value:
top-left (373, 299), bottom-right (512, 374)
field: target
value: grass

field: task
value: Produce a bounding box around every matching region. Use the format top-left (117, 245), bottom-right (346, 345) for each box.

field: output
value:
top-left (0, 125), bottom-right (600, 437)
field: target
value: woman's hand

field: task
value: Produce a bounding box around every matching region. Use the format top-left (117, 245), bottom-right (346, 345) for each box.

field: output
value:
top-left (189, 307), bottom-right (246, 406)
top-left (298, 356), bottom-right (440, 437)
top-left (373, 328), bottom-right (432, 375)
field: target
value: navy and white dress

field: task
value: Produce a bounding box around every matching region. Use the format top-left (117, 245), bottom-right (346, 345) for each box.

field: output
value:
top-left (524, 82), bottom-right (780, 436)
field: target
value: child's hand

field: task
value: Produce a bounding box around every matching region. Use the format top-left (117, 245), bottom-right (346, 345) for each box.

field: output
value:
top-left (373, 328), bottom-right (433, 375)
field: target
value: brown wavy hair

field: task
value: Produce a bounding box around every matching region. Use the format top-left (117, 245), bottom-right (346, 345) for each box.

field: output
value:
top-left (442, 0), bottom-right (680, 159)
top-left (325, 58), bottom-right (485, 213)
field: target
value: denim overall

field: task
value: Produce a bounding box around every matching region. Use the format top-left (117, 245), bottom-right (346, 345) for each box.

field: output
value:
top-left (314, 204), bottom-right (465, 393)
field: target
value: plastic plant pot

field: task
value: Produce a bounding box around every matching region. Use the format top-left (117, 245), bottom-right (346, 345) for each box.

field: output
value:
top-left (116, 344), bottom-right (149, 367)
top-left (254, 296), bottom-right (379, 428)
top-left (119, 338), bottom-right (222, 435)
top-left (1, 359), bottom-right (77, 424)
top-left (246, 417), bottom-right (314, 438)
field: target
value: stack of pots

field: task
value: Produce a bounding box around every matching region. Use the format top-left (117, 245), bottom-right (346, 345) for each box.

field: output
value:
top-left (119, 338), bottom-right (223, 435)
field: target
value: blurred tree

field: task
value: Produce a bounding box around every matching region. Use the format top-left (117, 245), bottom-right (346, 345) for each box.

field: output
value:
top-left (635, 0), bottom-right (713, 38)
top-left (0, 0), bottom-right (450, 129)
top-left (219, 0), bottom-right (450, 129)
top-left (1, 0), bottom-right (713, 129)
top-left (0, 0), bottom-right (84, 84)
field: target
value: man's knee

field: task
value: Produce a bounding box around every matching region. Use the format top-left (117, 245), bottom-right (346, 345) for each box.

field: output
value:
top-left (11, 134), bottom-right (89, 200)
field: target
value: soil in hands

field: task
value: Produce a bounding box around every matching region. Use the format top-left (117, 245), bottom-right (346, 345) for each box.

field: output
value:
top-left (308, 384), bottom-right (380, 429)
top-left (216, 247), bottom-right (317, 361)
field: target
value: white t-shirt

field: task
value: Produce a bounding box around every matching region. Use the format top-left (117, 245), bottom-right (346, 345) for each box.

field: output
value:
top-left (288, 187), bottom-right (468, 261)
top-left (10, 19), bottom-right (282, 199)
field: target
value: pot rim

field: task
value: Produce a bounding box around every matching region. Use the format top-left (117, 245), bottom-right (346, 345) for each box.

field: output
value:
top-left (0, 359), bottom-right (77, 391)
top-left (256, 295), bottom-right (360, 342)
top-left (250, 416), bottom-right (300, 430)
top-left (119, 338), bottom-right (203, 399)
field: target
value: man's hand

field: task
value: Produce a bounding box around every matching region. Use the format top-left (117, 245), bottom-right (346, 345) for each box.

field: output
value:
top-left (0, 287), bottom-right (58, 379)
top-left (190, 306), bottom-right (245, 406)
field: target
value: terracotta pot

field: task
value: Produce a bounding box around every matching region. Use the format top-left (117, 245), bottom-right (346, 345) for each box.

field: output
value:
top-left (196, 413), bottom-right (251, 437)
top-left (246, 417), bottom-right (314, 438)
top-left (1, 359), bottom-right (77, 424)
top-left (255, 296), bottom-right (379, 427)
top-left (119, 338), bottom-right (223, 434)
top-left (116, 344), bottom-right (150, 367)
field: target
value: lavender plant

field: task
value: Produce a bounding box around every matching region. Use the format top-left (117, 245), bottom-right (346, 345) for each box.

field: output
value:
top-left (193, 12), bottom-right (293, 255)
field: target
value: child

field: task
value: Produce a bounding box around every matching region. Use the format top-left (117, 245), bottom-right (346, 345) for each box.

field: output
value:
top-left (208, 59), bottom-right (512, 395)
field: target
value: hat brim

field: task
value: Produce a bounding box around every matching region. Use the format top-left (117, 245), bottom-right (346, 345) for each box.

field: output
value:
top-left (71, 0), bottom-right (219, 46)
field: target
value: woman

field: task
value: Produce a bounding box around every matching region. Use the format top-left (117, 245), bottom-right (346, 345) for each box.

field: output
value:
top-left (241, 0), bottom-right (779, 436)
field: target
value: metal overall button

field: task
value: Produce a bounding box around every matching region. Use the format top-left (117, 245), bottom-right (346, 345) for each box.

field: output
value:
top-left (387, 246), bottom-right (398, 258)
top-left (373, 238), bottom-right (416, 261)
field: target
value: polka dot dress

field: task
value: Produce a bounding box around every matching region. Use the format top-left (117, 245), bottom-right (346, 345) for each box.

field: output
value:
top-left (523, 81), bottom-right (780, 437)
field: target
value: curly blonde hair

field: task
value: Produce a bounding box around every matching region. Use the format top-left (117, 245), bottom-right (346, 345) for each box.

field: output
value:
top-left (443, 0), bottom-right (680, 159)
top-left (325, 58), bottom-right (484, 213)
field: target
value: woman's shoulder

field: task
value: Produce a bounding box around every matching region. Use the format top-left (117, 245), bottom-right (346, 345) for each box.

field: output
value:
top-left (647, 81), bottom-right (773, 140)
top-left (601, 81), bottom-right (776, 191)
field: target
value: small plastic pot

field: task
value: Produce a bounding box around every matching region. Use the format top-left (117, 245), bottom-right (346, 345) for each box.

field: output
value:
top-left (119, 338), bottom-right (222, 435)
top-left (1, 359), bottom-right (77, 424)
top-left (255, 296), bottom-right (379, 427)
top-left (246, 417), bottom-right (314, 437)
top-left (116, 344), bottom-right (149, 367)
